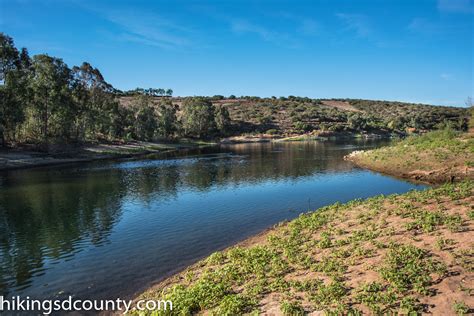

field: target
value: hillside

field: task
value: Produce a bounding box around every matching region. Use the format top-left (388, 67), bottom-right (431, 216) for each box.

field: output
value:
top-left (120, 96), bottom-right (469, 138)
top-left (1, 32), bottom-right (470, 148)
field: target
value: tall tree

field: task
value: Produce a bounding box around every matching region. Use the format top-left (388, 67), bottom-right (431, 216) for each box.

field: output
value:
top-left (215, 105), bottom-right (231, 134)
top-left (19, 48), bottom-right (31, 69)
top-left (71, 62), bottom-right (116, 140)
top-left (0, 33), bottom-right (19, 83)
top-left (133, 94), bottom-right (157, 141)
top-left (0, 33), bottom-right (28, 146)
top-left (181, 97), bottom-right (216, 138)
top-left (157, 99), bottom-right (177, 138)
top-left (28, 54), bottom-right (75, 148)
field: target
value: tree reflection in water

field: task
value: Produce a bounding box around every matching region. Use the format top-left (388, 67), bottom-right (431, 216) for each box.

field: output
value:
top-left (0, 140), bottom-right (397, 298)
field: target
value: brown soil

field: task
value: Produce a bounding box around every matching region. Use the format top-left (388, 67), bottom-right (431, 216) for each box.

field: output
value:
top-left (320, 100), bottom-right (362, 112)
top-left (0, 141), bottom-right (200, 171)
top-left (345, 133), bottom-right (474, 184)
top-left (345, 153), bottom-right (474, 184)
top-left (346, 151), bottom-right (474, 184)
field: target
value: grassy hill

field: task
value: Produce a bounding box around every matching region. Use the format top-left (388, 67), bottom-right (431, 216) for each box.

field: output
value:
top-left (121, 96), bottom-right (469, 138)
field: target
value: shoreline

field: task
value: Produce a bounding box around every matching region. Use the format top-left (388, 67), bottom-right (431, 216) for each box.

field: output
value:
top-left (128, 225), bottom-right (281, 304)
top-left (129, 130), bottom-right (474, 315)
top-left (345, 131), bottom-right (474, 184)
top-left (0, 141), bottom-right (217, 172)
top-left (345, 153), bottom-right (471, 184)
top-left (131, 180), bottom-right (473, 315)
top-left (0, 132), bottom-right (392, 172)
top-left (128, 155), bottom-right (436, 304)
top-left (220, 131), bottom-right (396, 144)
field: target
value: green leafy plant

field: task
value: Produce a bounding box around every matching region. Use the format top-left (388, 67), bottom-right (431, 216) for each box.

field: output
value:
top-left (280, 300), bottom-right (306, 316)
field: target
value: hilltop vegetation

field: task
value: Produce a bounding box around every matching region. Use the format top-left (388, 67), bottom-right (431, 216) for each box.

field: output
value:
top-left (211, 97), bottom-right (468, 136)
top-left (347, 128), bottom-right (474, 183)
top-left (0, 32), bottom-right (470, 151)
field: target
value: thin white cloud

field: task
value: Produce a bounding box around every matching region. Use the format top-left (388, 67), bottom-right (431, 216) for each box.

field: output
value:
top-left (299, 19), bottom-right (320, 35)
top-left (334, 12), bottom-right (404, 48)
top-left (271, 12), bottom-right (320, 35)
top-left (407, 17), bottom-right (464, 35)
top-left (336, 13), bottom-right (371, 38)
top-left (105, 10), bottom-right (192, 49)
top-left (79, 2), bottom-right (194, 49)
top-left (408, 18), bottom-right (442, 34)
top-left (440, 73), bottom-right (454, 80)
top-left (231, 19), bottom-right (275, 41)
top-left (116, 33), bottom-right (176, 50)
top-left (437, 0), bottom-right (474, 13)
top-left (230, 19), bottom-right (298, 47)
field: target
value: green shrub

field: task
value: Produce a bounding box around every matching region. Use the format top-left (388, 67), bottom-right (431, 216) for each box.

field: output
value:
top-left (452, 301), bottom-right (470, 315)
top-left (280, 300), bottom-right (306, 316)
top-left (379, 244), bottom-right (445, 294)
top-left (355, 282), bottom-right (397, 313)
top-left (266, 128), bottom-right (279, 135)
top-left (213, 294), bottom-right (255, 315)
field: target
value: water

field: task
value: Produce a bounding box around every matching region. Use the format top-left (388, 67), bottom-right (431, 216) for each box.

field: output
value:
top-left (0, 140), bottom-right (425, 300)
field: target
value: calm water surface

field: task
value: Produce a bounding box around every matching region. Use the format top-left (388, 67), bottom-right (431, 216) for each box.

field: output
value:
top-left (0, 140), bottom-right (425, 300)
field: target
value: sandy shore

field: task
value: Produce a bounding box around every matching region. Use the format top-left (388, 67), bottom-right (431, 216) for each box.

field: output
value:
top-left (0, 141), bottom-right (213, 171)
top-left (220, 131), bottom-right (392, 144)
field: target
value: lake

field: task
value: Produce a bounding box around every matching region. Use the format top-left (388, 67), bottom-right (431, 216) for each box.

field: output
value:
top-left (0, 140), bottom-right (426, 300)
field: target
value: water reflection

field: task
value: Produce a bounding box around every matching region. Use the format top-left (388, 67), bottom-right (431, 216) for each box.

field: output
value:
top-left (0, 140), bottom-right (423, 299)
top-left (114, 141), bottom-right (364, 196)
top-left (0, 169), bottom-right (123, 295)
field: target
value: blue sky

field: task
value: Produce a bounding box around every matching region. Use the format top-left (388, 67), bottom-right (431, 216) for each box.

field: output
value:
top-left (1, 0), bottom-right (473, 106)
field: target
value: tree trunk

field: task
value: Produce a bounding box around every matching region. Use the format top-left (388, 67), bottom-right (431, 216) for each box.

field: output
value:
top-left (42, 101), bottom-right (49, 152)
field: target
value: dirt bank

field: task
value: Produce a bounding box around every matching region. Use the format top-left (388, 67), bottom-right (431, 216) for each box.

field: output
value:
top-left (0, 141), bottom-right (213, 171)
top-left (346, 130), bottom-right (474, 184)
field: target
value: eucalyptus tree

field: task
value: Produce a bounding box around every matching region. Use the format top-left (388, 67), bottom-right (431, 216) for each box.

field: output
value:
top-left (215, 105), bottom-right (231, 134)
top-left (28, 54), bottom-right (75, 148)
top-left (19, 48), bottom-right (31, 69)
top-left (181, 97), bottom-right (216, 138)
top-left (71, 62), bottom-right (117, 140)
top-left (0, 33), bottom-right (28, 146)
top-left (133, 94), bottom-right (158, 141)
top-left (157, 99), bottom-right (177, 138)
